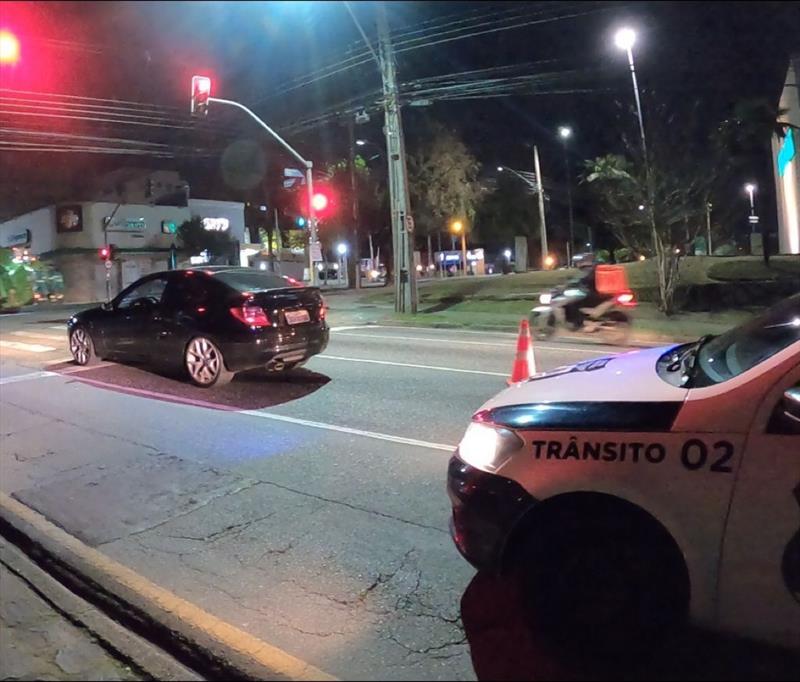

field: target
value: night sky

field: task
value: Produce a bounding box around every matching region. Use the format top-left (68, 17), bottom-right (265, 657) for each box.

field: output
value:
top-left (1, 1), bottom-right (798, 237)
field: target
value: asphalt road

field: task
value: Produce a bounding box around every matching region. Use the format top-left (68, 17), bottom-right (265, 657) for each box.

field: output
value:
top-left (1, 306), bottom-right (797, 681)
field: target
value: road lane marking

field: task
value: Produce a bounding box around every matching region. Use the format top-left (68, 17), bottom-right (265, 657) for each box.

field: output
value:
top-left (317, 354), bottom-right (507, 377)
top-left (0, 340), bottom-right (58, 353)
top-left (50, 325), bottom-right (68, 330)
top-left (332, 331), bottom-right (615, 354)
top-left (0, 370), bottom-right (59, 385)
top-left (240, 410), bottom-right (454, 451)
top-left (329, 325), bottom-right (372, 332)
top-left (10, 330), bottom-right (65, 341)
top-left (0, 493), bottom-right (337, 682)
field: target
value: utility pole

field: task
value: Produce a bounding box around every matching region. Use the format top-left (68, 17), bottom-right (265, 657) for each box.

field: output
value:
top-left (347, 118), bottom-right (361, 289)
top-left (533, 145), bottom-right (549, 268)
top-left (706, 202), bottom-right (713, 256)
top-left (377, 2), bottom-right (416, 314)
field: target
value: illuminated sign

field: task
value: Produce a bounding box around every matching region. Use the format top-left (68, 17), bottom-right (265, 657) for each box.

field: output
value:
top-left (161, 221), bottom-right (178, 234)
top-left (105, 217), bottom-right (146, 231)
top-left (202, 217), bottom-right (229, 232)
top-left (778, 128), bottom-right (796, 177)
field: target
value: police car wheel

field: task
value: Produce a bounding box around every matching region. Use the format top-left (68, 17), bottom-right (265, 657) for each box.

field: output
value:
top-left (515, 510), bottom-right (689, 652)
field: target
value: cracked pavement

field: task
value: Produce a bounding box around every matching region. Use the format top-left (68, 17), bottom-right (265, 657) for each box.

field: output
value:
top-left (1, 310), bottom-right (626, 680)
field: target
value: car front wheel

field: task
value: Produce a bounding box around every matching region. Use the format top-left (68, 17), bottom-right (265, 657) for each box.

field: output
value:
top-left (185, 337), bottom-right (234, 387)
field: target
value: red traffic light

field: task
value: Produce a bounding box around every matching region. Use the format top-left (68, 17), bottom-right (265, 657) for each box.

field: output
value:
top-left (311, 192), bottom-right (329, 212)
top-left (0, 30), bottom-right (20, 65)
top-left (191, 75), bottom-right (211, 116)
top-left (99, 246), bottom-right (110, 260)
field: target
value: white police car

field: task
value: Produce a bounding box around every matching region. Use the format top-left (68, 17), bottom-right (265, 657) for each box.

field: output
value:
top-left (448, 294), bottom-right (800, 649)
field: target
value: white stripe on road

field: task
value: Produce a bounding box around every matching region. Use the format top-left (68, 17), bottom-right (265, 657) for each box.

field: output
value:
top-left (10, 331), bottom-right (65, 341)
top-left (317, 354), bottom-right (507, 377)
top-left (0, 370), bottom-right (59, 385)
top-left (239, 409), bottom-right (454, 452)
top-left (50, 325), bottom-right (67, 330)
top-left (332, 331), bottom-right (615, 354)
top-left (329, 325), bottom-right (372, 332)
top-left (0, 340), bottom-right (57, 353)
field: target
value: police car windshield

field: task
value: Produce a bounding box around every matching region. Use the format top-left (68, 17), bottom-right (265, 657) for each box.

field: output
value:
top-left (692, 296), bottom-right (800, 387)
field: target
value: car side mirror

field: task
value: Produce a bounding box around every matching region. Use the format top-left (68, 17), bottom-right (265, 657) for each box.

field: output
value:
top-left (101, 301), bottom-right (113, 312)
top-left (768, 387), bottom-right (800, 435)
top-left (782, 388), bottom-right (800, 423)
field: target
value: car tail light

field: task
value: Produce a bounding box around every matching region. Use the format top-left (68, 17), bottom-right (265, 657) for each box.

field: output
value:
top-left (230, 305), bottom-right (271, 327)
top-left (616, 291), bottom-right (636, 307)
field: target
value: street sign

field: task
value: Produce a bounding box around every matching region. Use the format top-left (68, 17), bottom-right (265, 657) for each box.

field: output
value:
top-left (104, 260), bottom-right (113, 270)
top-left (748, 215), bottom-right (760, 224)
top-left (310, 242), bottom-right (323, 262)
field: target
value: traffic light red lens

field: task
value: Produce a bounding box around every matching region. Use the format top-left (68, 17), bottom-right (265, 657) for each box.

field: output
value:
top-left (311, 193), bottom-right (328, 212)
top-left (99, 247), bottom-right (109, 259)
top-left (0, 30), bottom-right (20, 65)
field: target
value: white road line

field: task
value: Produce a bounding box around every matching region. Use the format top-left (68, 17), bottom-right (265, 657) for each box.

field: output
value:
top-left (329, 325), bottom-right (371, 332)
top-left (0, 370), bottom-right (59, 385)
top-left (10, 331), bottom-right (65, 341)
top-left (49, 325), bottom-right (67, 330)
top-left (0, 340), bottom-right (57, 353)
top-left (317, 354), bottom-right (507, 377)
top-left (239, 410), bottom-right (454, 452)
top-left (332, 331), bottom-right (614, 354)
top-left (366, 324), bottom-right (517, 338)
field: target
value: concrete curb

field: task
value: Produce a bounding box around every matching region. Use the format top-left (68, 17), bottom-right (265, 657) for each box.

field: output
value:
top-left (0, 492), bottom-right (337, 682)
top-left (0, 538), bottom-right (201, 681)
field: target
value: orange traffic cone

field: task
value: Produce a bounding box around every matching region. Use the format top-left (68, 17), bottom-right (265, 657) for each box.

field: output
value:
top-left (508, 319), bottom-right (537, 385)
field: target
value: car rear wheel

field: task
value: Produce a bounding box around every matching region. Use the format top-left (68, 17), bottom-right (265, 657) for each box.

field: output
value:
top-left (185, 337), bottom-right (233, 387)
top-left (513, 507), bottom-right (689, 655)
top-left (69, 326), bottom-right (99, 366)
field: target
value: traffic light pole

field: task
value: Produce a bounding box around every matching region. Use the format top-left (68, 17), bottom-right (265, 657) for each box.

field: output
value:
top-left (533, 145), bottom-right (549, 269)
top-left (376, 4), bottom-right (416, 314)
top-left (206, 97), bottom-right (318, 285)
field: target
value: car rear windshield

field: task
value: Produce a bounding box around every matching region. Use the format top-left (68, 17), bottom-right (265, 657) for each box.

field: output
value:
top-left (692, 295), bottom-right (800, 387)
top-left (212, 271), bottom-right (297, 293)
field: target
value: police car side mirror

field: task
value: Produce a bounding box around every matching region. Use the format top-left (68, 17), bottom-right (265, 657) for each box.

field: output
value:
top-left (783, 388), bottom-right (800, 422)
top-left (768, 387), bottom-right (800, 435)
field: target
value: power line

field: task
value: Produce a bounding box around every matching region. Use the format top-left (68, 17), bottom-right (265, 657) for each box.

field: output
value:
top-left (0, 88), bottom-right (182, 113)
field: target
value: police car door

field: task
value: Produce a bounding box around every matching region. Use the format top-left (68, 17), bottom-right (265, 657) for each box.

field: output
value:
top-left (717, 362), bottom-right (800, 649)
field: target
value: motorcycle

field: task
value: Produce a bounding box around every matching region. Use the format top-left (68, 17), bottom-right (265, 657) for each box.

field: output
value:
top-left (529, 283), bottom-right (636, 345)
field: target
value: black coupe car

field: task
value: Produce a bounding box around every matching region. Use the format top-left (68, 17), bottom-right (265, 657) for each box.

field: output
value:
top-left (67, 267), bottom-right (329, 387)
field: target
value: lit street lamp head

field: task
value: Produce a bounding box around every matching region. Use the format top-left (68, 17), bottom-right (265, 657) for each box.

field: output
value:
top-left (355, 139), bottom-right (366, 146)
top-left (337, 243), bottom-right (348, 256)
top-left (558, 126), bottom-right (572, 139)
top-left (614, 27), bottom-right (636, 51)
top-left (744, 183), bottom-right (756, 194)
top-left (451, 220), bottom-right (463, 234)
top-left (497, 166), bottom-right (504, 172)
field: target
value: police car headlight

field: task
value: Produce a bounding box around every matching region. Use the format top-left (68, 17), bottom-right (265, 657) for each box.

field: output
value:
top-left (539, 293), bottom-right (552, 305)
top-left (458, 422), bottom-right (524, 472)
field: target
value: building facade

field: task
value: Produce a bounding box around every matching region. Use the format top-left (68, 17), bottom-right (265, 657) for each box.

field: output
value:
top-left (0, 171), bottom-right (247, 302)
top-left (773, 55), bottom-right (800, 255)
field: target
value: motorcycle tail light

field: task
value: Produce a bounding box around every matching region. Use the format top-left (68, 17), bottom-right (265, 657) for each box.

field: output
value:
top-left (616, 291), bottom-right (636, 307)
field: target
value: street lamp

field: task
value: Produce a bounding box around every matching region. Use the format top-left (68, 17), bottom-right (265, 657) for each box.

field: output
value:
top-left (337, 243), bottom-right (348, 256)
top-left (614, 27), bottom-right (656, 255)
top-left (451, 220), bottom-right (468, 277)
top-left (503, 249), bottom-right (512, 260)
top-left (355, 139), bottom-right (366, 146)
top-left (557, 125), bottom-right (575, 266)
top-left (745, 183), bottom-right (757, 214)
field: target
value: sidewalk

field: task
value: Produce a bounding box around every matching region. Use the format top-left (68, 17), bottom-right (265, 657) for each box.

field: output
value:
top-left (0, 562), bottom-right (142, 681)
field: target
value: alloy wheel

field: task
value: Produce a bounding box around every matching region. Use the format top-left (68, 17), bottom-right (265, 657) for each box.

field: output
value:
top-left (186, 337), bottom-right (223, 386)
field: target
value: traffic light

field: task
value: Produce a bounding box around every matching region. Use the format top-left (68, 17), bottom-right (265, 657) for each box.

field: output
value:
top-left (295, 216), bottom-right (306, 228)
top-left (311, 192), bottom-right (328, 212)
top-left (98, 244), bottom-right (116, 261)
top-left (190, 75), bottom-right (211, 117)
top-left (309, 188), bottom-right (335, 217)
top-left (0, 30), bottom-right (20, 66)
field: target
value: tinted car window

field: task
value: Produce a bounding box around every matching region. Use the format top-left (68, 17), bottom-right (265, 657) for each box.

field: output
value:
top-left (163, 275), bottom-right (210, 309)
top-left (692, 296), bottom-right (800, 387)
top-left (212, 271), bottom-right (297, 293)
top-left (117, 277), bottom-right (168, 310)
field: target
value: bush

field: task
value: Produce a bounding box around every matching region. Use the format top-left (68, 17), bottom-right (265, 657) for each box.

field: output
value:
top-left (712, 242), bottom-right (737, 256)
top-left (595, 249), bottom-right (611, 263)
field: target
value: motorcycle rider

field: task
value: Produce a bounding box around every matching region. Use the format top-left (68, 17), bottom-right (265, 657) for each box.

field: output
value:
top-left (563, 260), bottom-right (612, 330)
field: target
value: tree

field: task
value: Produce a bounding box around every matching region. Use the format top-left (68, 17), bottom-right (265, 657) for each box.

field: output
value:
top-left (473, 173), bottom-right (540, 254)
top-left (407, 123), bottom-right (484, 262)
top-left (177, 216), bottom-right (235, 263)
top-left (582, 99), bottom-right (716, 314)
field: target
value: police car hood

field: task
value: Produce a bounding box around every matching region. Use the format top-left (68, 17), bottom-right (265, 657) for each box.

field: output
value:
top-left (481, 345), bottom-right (688, 413)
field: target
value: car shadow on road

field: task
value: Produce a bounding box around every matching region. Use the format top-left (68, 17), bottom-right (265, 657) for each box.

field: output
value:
top-left (48, 361), bottom-right (330, 411)
top-left (461, 571), bottom-right (800, 681)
